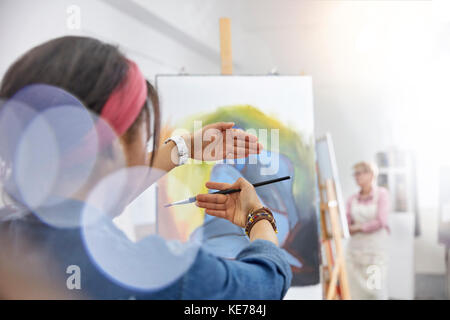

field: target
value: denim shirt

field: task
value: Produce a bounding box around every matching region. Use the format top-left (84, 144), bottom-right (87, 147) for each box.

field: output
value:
top-left (0, 202), bottom-right (292, 300)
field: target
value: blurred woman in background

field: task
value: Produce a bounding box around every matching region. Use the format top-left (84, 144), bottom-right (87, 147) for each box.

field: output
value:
top-left (346, 161), bottom-right (390, 300)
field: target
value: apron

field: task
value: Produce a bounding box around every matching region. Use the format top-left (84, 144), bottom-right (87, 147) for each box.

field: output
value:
top-left (346, 188), bottom-right (389, 300)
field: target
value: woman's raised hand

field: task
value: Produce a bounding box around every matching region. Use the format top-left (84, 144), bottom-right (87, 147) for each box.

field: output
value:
top-left (183, 122), bottom-right (263, 161)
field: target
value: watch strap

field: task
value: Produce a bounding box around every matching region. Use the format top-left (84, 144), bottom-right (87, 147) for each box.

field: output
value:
top-left (164, 135), bottom-right (189, 166)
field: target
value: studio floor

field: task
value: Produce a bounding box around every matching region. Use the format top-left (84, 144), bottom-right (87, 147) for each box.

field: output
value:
top-left (414, 274), bottom-right (448, 300)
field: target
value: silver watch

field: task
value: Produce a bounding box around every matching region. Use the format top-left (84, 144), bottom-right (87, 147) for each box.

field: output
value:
top-left (164, 135), bottom-right (189, 166)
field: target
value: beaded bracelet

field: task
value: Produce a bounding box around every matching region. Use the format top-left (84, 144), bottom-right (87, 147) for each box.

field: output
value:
top-left (245, 207), bottom-right (278, 237)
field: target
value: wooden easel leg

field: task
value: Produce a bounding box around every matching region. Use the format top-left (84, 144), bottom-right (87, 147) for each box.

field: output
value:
top-left (326, 179), bottom-right (351, 300)
top-left (327, 259), bottom-right (341, 300)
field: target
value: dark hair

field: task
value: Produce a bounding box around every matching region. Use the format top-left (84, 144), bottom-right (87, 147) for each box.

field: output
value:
top-left (0, 36), bottom-right (160, 206)
top-left (0, 36), bottom-right (160, 159)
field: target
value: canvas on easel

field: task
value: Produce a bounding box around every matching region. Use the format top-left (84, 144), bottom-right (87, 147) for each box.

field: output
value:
top-left (316, 133), bottom-right (349, 238)
top-left (155, 75), bottom-right (320, 286)
top-left (316, 133), bottom-right (350, 299)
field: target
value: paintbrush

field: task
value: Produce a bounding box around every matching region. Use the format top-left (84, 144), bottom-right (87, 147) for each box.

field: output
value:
top-left (164, 176), bottom-right (291, 207)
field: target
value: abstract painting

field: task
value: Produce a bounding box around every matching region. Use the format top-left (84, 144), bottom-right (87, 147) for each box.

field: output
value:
top-left (156, 76), bottom-right (320, 286)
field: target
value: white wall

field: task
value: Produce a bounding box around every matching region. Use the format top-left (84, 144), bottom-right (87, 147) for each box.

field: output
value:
top-left (0, 0), bottom-right (219, 81)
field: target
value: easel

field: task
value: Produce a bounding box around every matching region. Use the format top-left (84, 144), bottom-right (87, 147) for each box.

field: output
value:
top-left (317, 166), bottom-right (351, 299)
top-left (219, 17), bottom-right (233, 75)
top-left (220, 18), bottom-right (349, 299)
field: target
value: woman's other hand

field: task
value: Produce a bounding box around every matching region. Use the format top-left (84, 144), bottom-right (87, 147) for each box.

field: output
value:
top-left (195, 177), bottom-right (262, 228)
top-left (182, 122), bottom-right (263, 161)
